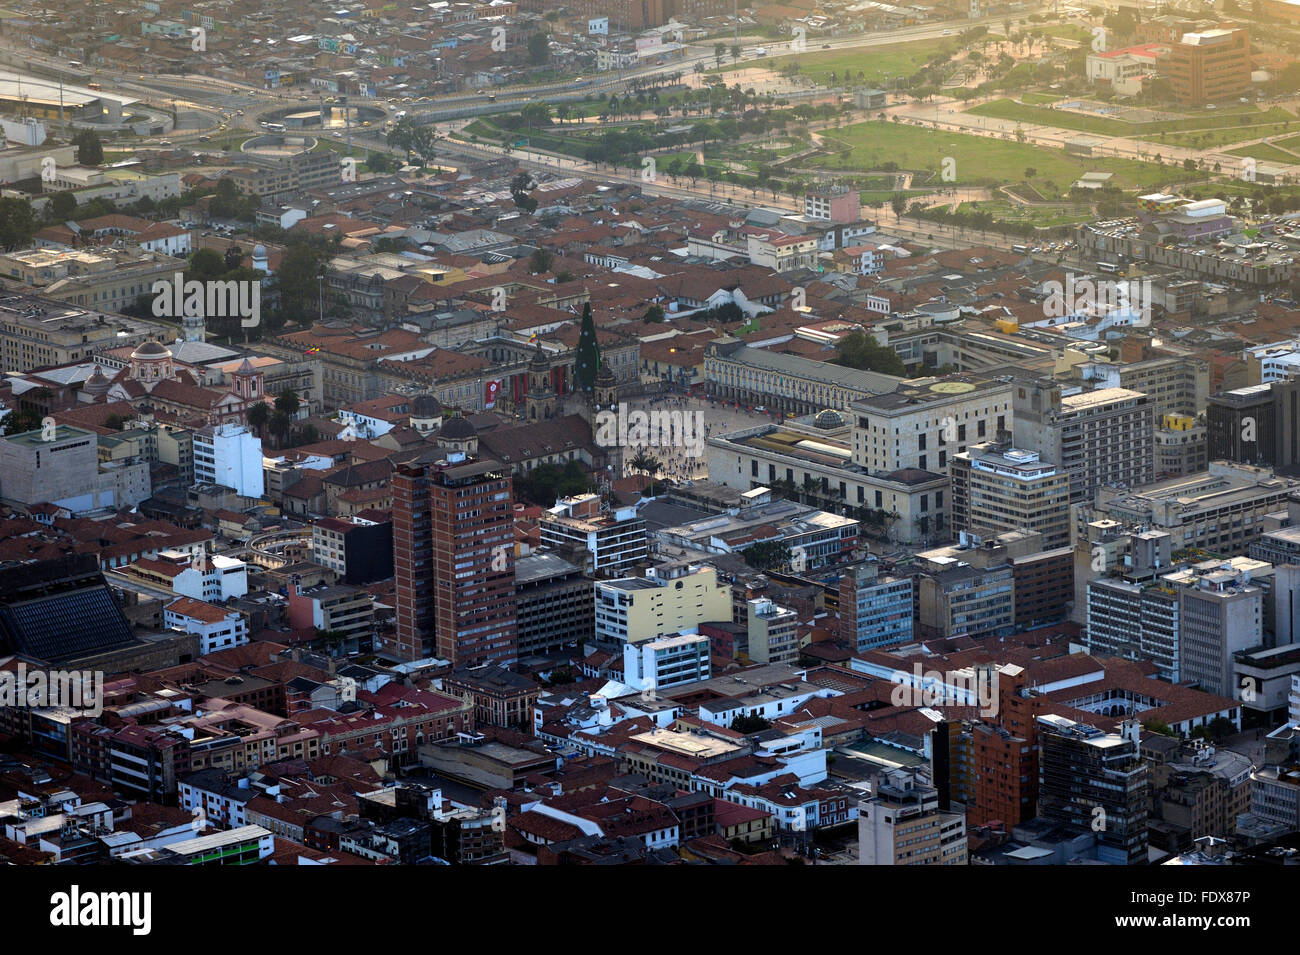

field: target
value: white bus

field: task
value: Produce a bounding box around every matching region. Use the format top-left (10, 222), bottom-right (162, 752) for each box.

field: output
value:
top-left (264, 122), bottom-right (286, 133)
top-left (1097, 262), bottom-right (1121, 273)
top-left (1012, 244), bottom-right (1030, 254)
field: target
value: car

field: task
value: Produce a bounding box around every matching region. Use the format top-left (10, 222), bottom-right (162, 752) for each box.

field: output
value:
top-left (823, 43), bottom-right (831, 48)
top-left (754, 405), bottom-right (766, 412)
top-left (942, 29), bottom-right (953, 35)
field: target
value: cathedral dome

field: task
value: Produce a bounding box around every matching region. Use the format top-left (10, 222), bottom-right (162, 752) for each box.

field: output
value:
top-left (131, 339), bottom-right (172, 360)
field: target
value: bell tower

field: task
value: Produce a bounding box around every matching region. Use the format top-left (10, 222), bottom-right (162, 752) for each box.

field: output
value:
top-left (232, 358), bottom-right (263, 405)
top-left (592, 361), bottom-right (622, 479)
top-left (525, 343), bottom-right (556, 422)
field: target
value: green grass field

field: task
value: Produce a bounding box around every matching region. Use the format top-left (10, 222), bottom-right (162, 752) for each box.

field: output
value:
top-left (1225, 142), bottom-right (1299, 165)
top-left (970, 99), bottom-right (1130, 136)
top-left (956, 199), bottom-right (1095, 227)
top-left (1152, 123), bottom-right (1298, 148)
top-left (1040, 24), bottom-right (1092, 42)
top-left (813, 120), bottom-right (1181, 198)
top-left (969, 99), bottom-right (1297, 142)
top-left (712, 38), bottom-right (958, 87)
top-left (1267, 134), bottom-right (1300, 154)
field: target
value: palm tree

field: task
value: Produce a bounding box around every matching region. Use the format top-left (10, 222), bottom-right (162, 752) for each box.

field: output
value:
top-left (247, 401), bottom-right (270, 437)
top-left (630, 449), bottom-right (662, 476)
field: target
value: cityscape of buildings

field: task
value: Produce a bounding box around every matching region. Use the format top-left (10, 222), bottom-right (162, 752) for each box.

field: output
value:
top-left (0, 0), bottom-right (1295, 896)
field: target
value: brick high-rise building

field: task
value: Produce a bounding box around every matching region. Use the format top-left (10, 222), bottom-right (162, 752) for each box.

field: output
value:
top-left (391, 455), bottom-right (517, 665)
top-left (1168, 28), bottom-right (1250, 106)
top-left (392, 465), bottom-right (434, 662)
top-left (429, 454), bottom-right (517, 666)
top-left (933, 664), bottom-right (1041, 828)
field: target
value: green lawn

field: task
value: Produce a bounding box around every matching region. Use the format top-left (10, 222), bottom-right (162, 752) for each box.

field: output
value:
top-left (1268, 134), bottom-right (1300, 153)
top-left (1152, 122), bottom-right (1299, 148)
top-left (1021, 92), bottom-right (1064, 105)
top-left (969, 99), bottom-right (1297, 141)
top-left (1225, 142), bottom-right (1299, 165)
top-left (970, 99), bottom-right (1131, 136)
top-left (813, 120), bottom-right (1184, 198)
top-left (957, 199), bottom-right (1095, 227)
top-left (714, 37), bottom-right (958, 87)
top-left (1040, 24), bottom-right (1092, 42)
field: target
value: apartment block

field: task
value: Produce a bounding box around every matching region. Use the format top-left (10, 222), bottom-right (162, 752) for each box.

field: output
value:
top-left (858, 768), bottom-right (968, 865)
top-left (514, 552), bottom-right (593, 657)
top-left (912, 541), bottom-right (1017, 640)
top-left (838, 559), bottom-right (913, 652)
top-left (164, 597), bottom-right (249, 655)
top-left (226, 150), bottom-right (343, 198)
top-left (287, 583), bottom-right (375, 645)
top-left (624, 633), bottom-right (712, 692)
top-left (594, 563), bottom-right (731, 646)
top-left (539, 494), bottom-right (648, 574)
top-left (746, 597), bottom-right (800, 665)
top-left (1206, 378), bottom-right (1300, 470)
top-left (1013, 380), bottom-right (1154, 504)
top-left (193, 424), bottom-right (264, 500)
top-left (310, 515), bottom-right (394, 586)
top-left (390, 455), bottom-right (517, 666)
top-left (950, 443), bottom-right (1071, 549)
top-left (1080, 462), bottom-right (1300, 557)
top-left (1037, 716), bottom-right (1149, 865)
top-left (391, 464), bottom-right (435, 661)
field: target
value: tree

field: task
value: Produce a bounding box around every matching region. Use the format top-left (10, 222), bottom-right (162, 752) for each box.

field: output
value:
top-left (209, 177), bottom-right (240, 219)
top-left (49, 191), bottom-right (77, 220)
top-left (268, 409), bottom-right (292, 444)
top-left (520, 101), bottom-right (552, 131)
top-left (247, 400), bottom-right (271, 438)
top-left (835, 330), bottom-right (906, 376)
top-left (629, 448), bottom-right (662, 475)
top-left (273, 242), bottom-right (329, 326)
top-left (527, 32), bottom-right (550, 66)
top-left (528, 247), bottom-right (554, 274)
top-left (73, 129), bottom-right (103, 166)
top-left (642, 304), bottom-right (665, 323)
top-left (0, 197), bottom-right (36, 251)
top-left (0, 408), bottom-right (42, 435)
top-left (188, 248), bottom-right (226, 281)
top-left (575, 301), bottom-right (600, 393)
top-left (224, 245), bottom-right (245, 272)
top-left (275, 389), bottom-right (300, 418)
top-left (714, 43), bottom-right (726, 69)
top-left (1142, 719), bottom-right (1177, 737)
top-left (740, 540), bottom-right (791, 571)
top-left (890, 192), bottom-right (907, 219)
top-left (729, 714), bottom-right (772, 734)
top-left (1191, 717), bottom-right (1237, 742)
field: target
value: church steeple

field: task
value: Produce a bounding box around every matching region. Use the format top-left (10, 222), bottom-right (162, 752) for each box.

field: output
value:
top-left (232, 358), bottom-right (263, 403)
top-left (525, 342), bottom-right (556, 423)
